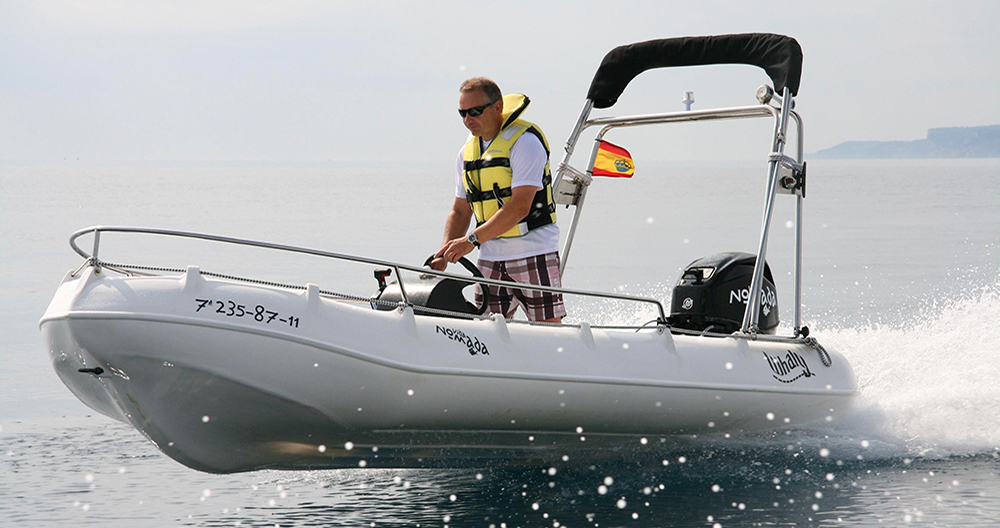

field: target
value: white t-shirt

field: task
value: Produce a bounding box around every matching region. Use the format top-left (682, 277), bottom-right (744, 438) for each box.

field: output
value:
top-left (455, 132), bottom-right (560, 261)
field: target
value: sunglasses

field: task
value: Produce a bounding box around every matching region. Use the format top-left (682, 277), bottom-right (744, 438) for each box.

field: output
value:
top-left (458, 100), bottom-right (497, 118)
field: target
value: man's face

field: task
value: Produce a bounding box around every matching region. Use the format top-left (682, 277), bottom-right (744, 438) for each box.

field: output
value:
top-left (459, 90), bottom-right (503, 140)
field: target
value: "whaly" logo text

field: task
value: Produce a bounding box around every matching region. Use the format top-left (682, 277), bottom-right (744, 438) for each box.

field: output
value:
top-left (763, 350), bottom-right (814, 383)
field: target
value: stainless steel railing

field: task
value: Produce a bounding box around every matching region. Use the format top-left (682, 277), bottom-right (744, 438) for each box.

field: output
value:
top-left (68, 226), bottom-right (669, 325)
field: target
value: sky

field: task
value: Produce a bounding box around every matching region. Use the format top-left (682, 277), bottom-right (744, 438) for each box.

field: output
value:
top-left (2, 0), bottom-right (998, 163)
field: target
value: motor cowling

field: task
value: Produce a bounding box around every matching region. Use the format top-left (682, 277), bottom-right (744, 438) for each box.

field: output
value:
top-left (668, 252), bottom-right (779, 334)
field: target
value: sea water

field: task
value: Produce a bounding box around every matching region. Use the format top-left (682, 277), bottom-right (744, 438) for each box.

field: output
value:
top-left (1, 160), bottom-right (998, 527)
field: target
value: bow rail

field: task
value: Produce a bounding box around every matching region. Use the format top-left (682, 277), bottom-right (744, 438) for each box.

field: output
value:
top-left (69, 225), bottom-right (669, 326)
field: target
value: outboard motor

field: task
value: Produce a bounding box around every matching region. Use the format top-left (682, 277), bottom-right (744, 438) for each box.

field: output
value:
top-left (373, 256), bottom-right (489, 317)
top-left (668, 252), bottom-right (779, 334)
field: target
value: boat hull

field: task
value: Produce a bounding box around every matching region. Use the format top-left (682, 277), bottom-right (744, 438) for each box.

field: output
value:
top-left (41, 267), bottom-right (857, 473)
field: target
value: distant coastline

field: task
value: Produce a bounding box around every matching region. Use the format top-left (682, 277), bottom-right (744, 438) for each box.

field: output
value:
top-left (813, 125), bottom-right (1000, 159)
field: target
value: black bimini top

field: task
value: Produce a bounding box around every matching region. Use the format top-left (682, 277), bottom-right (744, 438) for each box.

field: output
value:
top-left (587, 33), bottom-right (802, 109)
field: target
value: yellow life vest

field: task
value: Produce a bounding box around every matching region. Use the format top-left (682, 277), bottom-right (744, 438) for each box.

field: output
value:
top-left (462, 94), bottom-right (557, 239)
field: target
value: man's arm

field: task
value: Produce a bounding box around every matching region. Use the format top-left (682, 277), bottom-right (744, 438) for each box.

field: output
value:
top-left (430, 197), bottom-right (474, 270)
top-left (442, 197), bottom-right (474, 244)
top-left (469, 186), bottom-right (536, 241)
top-left (434, 186), bottom-right (536, 266)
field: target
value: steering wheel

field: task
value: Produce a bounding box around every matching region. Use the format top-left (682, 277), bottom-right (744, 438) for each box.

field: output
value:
top-left (423, 255), bottom-right (491, 315)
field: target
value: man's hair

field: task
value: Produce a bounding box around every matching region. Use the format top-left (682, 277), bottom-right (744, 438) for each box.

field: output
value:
top-left (459, 77), bottom-right (502, 104)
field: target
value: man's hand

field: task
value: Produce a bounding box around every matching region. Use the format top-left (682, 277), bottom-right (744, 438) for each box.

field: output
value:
top-left (434, 237), bottom-right (475, 267)
top-left (428, 257), bottom-right (448, 271)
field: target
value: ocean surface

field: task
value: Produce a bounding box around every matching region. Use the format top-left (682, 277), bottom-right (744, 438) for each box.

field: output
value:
top-left (1, 159), bottom-right (998, 527)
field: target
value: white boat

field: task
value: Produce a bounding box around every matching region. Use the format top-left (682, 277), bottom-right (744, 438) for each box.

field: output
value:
top-left (40, 33), bottom-right (857, 474)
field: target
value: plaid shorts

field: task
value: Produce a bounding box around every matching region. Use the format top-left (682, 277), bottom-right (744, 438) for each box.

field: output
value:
top-left (476, 252), bottom-right (567, 321)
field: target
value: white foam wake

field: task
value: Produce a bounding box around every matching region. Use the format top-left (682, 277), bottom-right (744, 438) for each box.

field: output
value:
top-left (821, 283), bottom-right (1000, 458)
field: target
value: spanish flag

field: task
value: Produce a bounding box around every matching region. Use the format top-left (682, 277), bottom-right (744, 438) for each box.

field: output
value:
top-left (592, 141), bottom-right (634, 178)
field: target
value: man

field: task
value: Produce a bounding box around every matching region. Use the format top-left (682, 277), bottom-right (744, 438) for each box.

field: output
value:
top-left (431, 77), bottom-right (565, 323)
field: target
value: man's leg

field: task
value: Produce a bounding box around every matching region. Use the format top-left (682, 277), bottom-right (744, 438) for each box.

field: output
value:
top-left (503, 252), bottom-right (566, 323)
top-left (476, 259), bottom-right (521, 319)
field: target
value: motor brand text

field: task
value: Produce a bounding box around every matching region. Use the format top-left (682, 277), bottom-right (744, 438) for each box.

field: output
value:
top-left (730, 285), bottom-right (778, 316)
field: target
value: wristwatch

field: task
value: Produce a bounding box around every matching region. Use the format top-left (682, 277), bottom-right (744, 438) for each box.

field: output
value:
top-left (467, 232), bottom-right (480, 248)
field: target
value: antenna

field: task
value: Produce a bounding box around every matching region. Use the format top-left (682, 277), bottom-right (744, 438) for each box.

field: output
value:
top-left (682, 91), bottom-right (695, 111)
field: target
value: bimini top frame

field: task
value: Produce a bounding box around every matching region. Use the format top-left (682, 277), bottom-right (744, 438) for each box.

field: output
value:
top-left (552, 33), bottom-right (808, 337)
